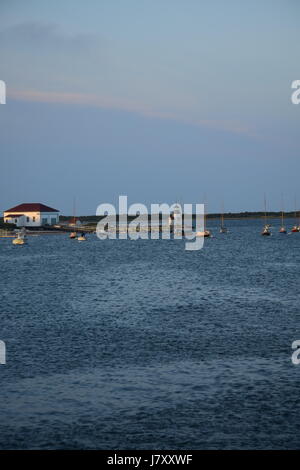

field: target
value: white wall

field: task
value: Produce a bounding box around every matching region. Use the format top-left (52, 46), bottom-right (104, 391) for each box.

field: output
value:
top-left (3, 211), bottom-right (59, 227)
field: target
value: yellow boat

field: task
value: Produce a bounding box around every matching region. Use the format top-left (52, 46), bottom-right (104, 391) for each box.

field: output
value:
top-left (12, 234), bottom-right (25, 245)
top-left (78, 233), bottom-right (86, 241)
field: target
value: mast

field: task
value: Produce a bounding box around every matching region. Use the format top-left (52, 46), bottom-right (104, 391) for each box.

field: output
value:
top-left (203, 193), bottom-right (206, 231)
top-left (221, 201), bottom-right (224, 228)
top-left (295, 195), bottom-right (298, 225)
top-left (73, 197), bottom-right (76, 225)
top-left (264, 193), bottom-right (267, 226)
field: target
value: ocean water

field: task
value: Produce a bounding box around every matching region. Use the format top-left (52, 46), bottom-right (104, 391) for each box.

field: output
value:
top-left (0, 218), bottom-right (300, 450)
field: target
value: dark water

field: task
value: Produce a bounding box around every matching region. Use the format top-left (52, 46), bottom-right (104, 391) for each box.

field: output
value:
top-left (1, 218), bottom-right (300, 449)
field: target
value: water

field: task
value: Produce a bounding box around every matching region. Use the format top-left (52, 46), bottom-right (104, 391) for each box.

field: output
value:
top-left (1, 218), bottom-right (300, 449)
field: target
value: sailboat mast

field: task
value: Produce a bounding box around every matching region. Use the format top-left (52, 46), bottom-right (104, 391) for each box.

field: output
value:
top-left (73, 197), bottom-right (76, 225)
top-left (221, 202), bottom-right (224, 228)
top-left (264, 193), bottom-right (267, 225)
top-left (203, 193), bottom-right (207, 231)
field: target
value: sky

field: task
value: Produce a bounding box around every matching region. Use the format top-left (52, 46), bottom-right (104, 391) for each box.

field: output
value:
top-left (0, 0), bottom-right (299, 215)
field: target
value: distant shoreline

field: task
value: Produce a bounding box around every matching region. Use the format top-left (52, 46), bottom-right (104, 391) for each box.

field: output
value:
top-left (58, 212), bottom-right (300, 222)
top-left (1, 212), bottom-right (299, 234)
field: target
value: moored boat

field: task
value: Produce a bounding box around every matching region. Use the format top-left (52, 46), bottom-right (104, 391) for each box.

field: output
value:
top-left (261, 195), bottom-right (271, 236)
top-left (279, 195), bottom-right (287, 233)
top-left (219, 202), bottom-right (228, 233)
top-left (69, 197), bottom-right (78, 239)
top-left (12, 233), bottom-right (25, 245)
top-left (202, 196), bottom-right (212, 238)
top-left (291, 198), bottom-right (300, 232)
top-left (78, 233), bottom-right (86, 241)
top-left (261, 226), bottom-right (271, 236)
top-left (196, 230), bottom-right (211, 237)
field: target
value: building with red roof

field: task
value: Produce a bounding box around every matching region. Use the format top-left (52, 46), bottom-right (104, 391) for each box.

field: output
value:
top-left (3, 203), bottom-right (60, 227)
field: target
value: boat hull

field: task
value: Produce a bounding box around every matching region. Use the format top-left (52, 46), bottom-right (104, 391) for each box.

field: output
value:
top-left (12, 238), bottom-right (25, 245)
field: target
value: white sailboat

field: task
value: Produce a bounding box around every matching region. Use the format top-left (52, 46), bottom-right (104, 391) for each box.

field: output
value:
top-left (279, 194), bottom-right (287, 234)
top-left (196, 197), bottom-right (211, 237)
top-left (261, 194), bottom-right (271, 236)
top-left (291, 197), bottom-right (300, 232)
top-left (219, 202), bottom-right (228, 234)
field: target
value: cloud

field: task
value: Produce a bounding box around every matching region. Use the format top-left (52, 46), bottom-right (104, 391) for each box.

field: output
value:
top-left (0, 21), bottom-right (96, 51)
top-left (8, 88), bottom-right (255, 137)
top-left (1, 21), bottom-right (255, 138)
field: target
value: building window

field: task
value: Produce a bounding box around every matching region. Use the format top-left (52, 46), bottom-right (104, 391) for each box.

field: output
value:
top-left (51, 217), bottom-right (56, 225)
top-left (42, 218), bottom-right (47, 225)
top-left (33, 217), bottom-right (35, 222)
top-left (15, 219), bottom-right (17, 223)
top-left (26, 217), bottom-right (30, 222)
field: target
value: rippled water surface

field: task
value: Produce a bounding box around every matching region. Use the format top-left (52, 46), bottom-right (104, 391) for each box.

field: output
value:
top-left (1, 218), bottom-right (300, 449)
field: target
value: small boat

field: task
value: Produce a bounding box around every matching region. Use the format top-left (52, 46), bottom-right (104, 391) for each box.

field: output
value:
top-left (69, 198), bottom-right (78, 238)
top-left (219, 202), bottom-right (228, 233)
top-left (261, 225), bottom-right (271, 236)
top-left (261, 194), bottom-right (271, 236)
top-left (12, 233), bottom-right (25, 245)
top-left (291, 198), bottom-right (300, 232)
top-left (78, 233), bottom-right (86, 241)
top-left (196, 230), bottom-right (211, 237)
top-left (279, 195), bottom-right (287, 233)
top-left (201, 196), bottom-right (212, 238)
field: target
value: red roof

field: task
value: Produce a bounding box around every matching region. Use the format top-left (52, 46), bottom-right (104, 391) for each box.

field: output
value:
top-left (5, 203), bottom-right (59, 213)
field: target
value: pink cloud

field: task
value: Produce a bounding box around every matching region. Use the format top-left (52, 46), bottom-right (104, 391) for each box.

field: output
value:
top-left (8, 88), bottom-right (255, 137)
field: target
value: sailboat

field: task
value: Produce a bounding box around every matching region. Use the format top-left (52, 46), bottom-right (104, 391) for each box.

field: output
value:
top-left (196, 197), bottom-right (211, 237)
top-left (219, 203), bottom-right (228, 234)
top-left (78, 232), bottom-right (87, 241)
top-left (279, 194), bottom-right (287, 233)
top-left (12, 232), bottom-right (25, 245)
top-left (261, 194), bottom-right (271, 236)
top-left (69, 197), bottom-right (77, 239)
top-left (291, 198), bottom-right (300, 232)
top-left (291, 225), bottom-right (299, 233)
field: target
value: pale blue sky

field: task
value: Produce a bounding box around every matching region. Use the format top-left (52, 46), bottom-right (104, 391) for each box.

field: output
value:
top-left (0, 0), bottom-right (299, 214)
